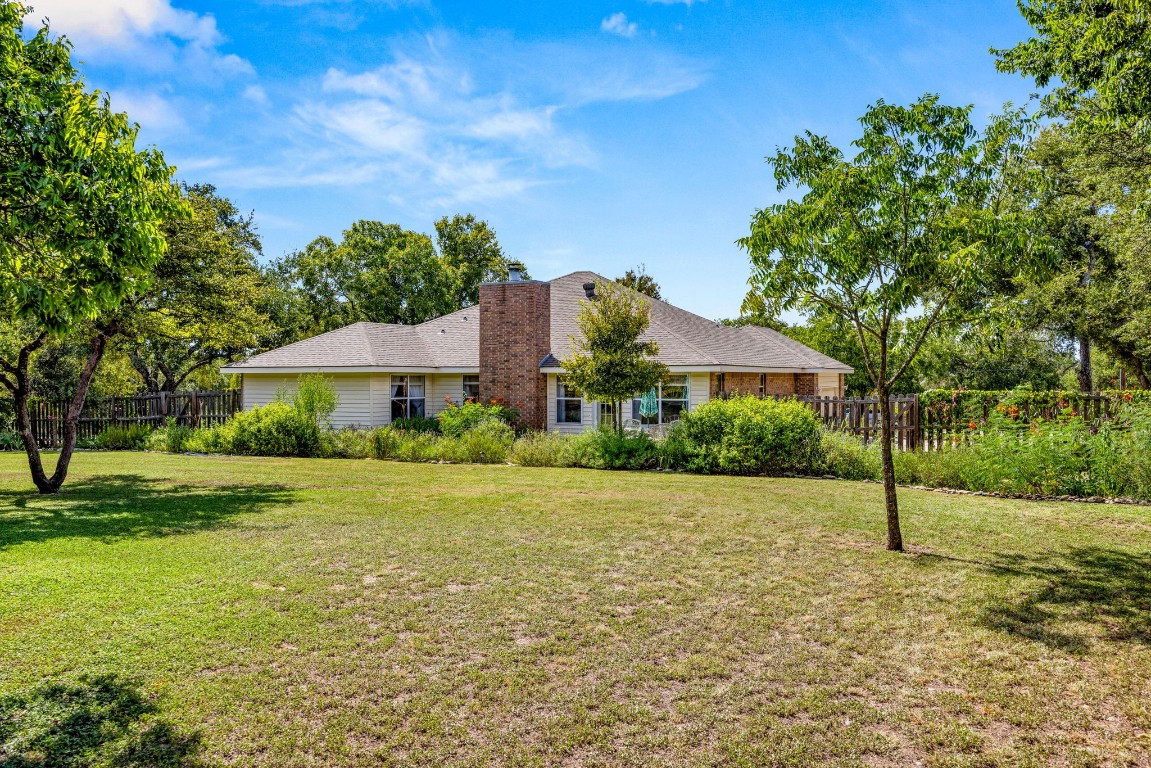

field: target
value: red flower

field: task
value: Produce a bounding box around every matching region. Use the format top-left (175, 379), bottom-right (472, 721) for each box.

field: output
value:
top-left (968, 421), bottom-right (977, 430)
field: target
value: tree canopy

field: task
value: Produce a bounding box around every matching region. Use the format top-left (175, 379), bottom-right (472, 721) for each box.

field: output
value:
top-left (616, 265), bottom-right (662, 300)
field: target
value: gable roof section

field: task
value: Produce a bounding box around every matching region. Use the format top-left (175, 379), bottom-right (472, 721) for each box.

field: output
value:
top-left (223, 271), bottom-right (851, 373)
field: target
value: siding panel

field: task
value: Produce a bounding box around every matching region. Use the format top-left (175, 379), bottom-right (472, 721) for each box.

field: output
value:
top-left (242, 374), bottom-right (371, 429)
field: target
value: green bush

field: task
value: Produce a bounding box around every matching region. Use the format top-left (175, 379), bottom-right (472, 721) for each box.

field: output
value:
top-left (391, 416), bottom-right (441, 434)
top-left (145, 418), bottom-right (195, 453)
top-left (568, 427), bottom-right (658, 470)
top-left (663, 395), bottom-right (822, 475)
top-left (281, 374), bottom-right (339, 429)
top-left (319, 428), bottom-right (372, 459)
top-left (446, 420), bottom-right (515, 464)
top-left (437, 400), bottom-right (517, 438)
top-left (92, 423), bottom-right (152, 450)
top-left (0, 431), bottom-right (21, 450)
top-left (215, 402), bottom-right (320, 457)
top-left (510, 431), bottom-right (575, 467)
top-left (819, 430), bottom-right (881, 481)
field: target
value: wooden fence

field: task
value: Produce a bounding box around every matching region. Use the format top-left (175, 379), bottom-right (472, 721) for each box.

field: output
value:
top-left (795, 395), bottom-right (921, 450)
top-left (918, 393), bottom-right (1120, 450)
top-left (31, 390), bottom-right (242, 447)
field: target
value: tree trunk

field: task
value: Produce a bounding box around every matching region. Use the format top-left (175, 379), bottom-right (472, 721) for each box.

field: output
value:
top-left (877, 384), bottom-right (903, 552)
top-left (1077, 336), bottom-right (1093, 392)
top-left (1119, 352), bottom-right (1150, 389)
top-left (12, 330), bottom-right (111, 494)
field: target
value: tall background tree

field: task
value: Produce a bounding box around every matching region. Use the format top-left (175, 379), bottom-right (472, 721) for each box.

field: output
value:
top-left (112, 183), bottom-right (272, 393)
top-left (563, 281), bottom-right (669, 431)
top-left (273, 215), bottom-right (520, 338)
top-left (0, 3), bottom-right (183, 492)
top-left (739, 96), bottom-right (1041, 551)
top-left (616, 265), bottom-right (662, 300)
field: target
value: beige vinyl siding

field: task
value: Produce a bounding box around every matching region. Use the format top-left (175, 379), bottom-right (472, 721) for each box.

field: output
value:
top-left (688, 372), bottom-right (709, 410)
top-left (817, 372), bottom-right (842, 398)
top-left (241, 373), bottom-right (371, 429)
top-left (425, 374), bottom-right (467, 418)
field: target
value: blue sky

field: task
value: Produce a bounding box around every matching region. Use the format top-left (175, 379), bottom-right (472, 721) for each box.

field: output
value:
top-left (33, 0), bottom-right (1036, 320)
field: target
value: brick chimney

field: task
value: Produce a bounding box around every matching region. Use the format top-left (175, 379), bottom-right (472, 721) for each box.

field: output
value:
top-left (478, 275), bottom-right (551, 430)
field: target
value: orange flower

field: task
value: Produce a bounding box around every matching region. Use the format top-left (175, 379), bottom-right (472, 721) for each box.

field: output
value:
top-left (968, 421), bottom-right (977, 430)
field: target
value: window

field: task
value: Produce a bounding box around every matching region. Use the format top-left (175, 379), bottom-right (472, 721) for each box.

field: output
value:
top-left (759, 372), bottom-right (767, 397)
top-left (632, 376), bottom-right (689, 425)
top-left (462, 374), bottom-right (480, 401)
top-left (556, 376), bottom-right (583, 424)
top-left (390, 375), bottom-right (425, 420)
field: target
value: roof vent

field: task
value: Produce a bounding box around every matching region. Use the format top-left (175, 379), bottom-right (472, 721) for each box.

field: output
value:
top-left (583, 282), bottom-right (596, 300)
top-left (508, 266), bottom-right (523, 282)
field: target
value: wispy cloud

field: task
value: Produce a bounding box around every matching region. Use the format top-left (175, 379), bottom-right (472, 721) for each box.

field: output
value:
top-left (601, 12), bottom-right (638, 38)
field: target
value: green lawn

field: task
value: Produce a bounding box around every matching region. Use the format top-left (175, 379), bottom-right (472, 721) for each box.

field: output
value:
top-left (1, 453), bottom-right (1149, 767)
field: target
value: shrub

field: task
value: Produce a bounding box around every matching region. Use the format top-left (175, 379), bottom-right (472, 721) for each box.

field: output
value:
top-left (281, 374), bottom-right (339, 429)
top-left (394, 431), bottom-right (441, 462)
top-left (391, 416), bottom-right (441, 434)
top-left (216, 402), bottom-right (320, 457)
top-left (369, 426), bottom-right (401, 459)
top-left (664, 395), bottom-right (822, 475)
top-left (510, 431), bottom-right (575, 467)
top-left (819, 430), bottom-right (881, 481)
top-left (569, 427), bottom-right (658, 470)
top-left (437, 400), bottom-right (517, 438)
top-left (92, 423), bottom-right (152, 450)
top-left (145, 418), bottom-right (194, 453)
top-left (320, 428), bottom-right (372, 459)
top-left (184, 425), bottom-right (226, 454)
top-left (448, 420), bottom-right (515, 464)
top-left (0, 431), bottom-right (21, 450)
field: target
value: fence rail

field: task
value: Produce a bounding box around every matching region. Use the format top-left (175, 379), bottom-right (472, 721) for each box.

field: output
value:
top-left (31, 390), bottom-right (242, 448)
top-left (793, 395), bottom-right (921, 450)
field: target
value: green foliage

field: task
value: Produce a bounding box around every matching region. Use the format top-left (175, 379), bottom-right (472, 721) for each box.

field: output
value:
top-left (819, 430), bottom-right (882, 481)
top-left (272, 215), bottom-right (519, 338)
top-left (508, 431), bottom-right (576, 467)
top-left (367, 422), bottom-right (513, 464)
top-left (437, 399), bottom-right (516, 438)
top-left (567, 427), bottom-right (659, 470)
top-left (283, 374), bottom-right (340, 430)
top-left (615, 265), bottom-right (662, 300)
top-left (916, 328), bottom-right (1071, 391)
top-left (920, 388), bottom-right (1151, 431)
top-left (92, 423), bottom-right (153, 451)
top-left (0, 430), bottom-right (19, 450)
top-left (994, 0), bottom-right (1151, 128)
top-left (143, 418), bottom-right (194, 453)
top-left (113, 184), bottom-right (273, 393)
top-left (319, 428), bottom-right (373, 459)
top-left (563, 281), bottom-right (670, 431)
top-left (391, 416), bottom-right (442, 434)
top-left (209, 402), bottom-right (319, 457)
top-left (663, 395), bottom-right (823, 475)
top-left (0, 4), bottom-right (184, 333)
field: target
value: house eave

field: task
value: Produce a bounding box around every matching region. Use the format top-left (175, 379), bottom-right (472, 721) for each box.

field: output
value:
top-left (539, 364), bottom-right (854, 374)
top-left (221, 365), bottom-right (480, 375)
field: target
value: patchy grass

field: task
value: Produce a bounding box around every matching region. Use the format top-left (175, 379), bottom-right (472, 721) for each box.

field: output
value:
top-left (1, 453), bottom-right (1149, 767)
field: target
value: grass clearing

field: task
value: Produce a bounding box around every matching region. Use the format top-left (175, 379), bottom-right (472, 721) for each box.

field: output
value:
top-left (1, 452), bottom-right (1149, 767)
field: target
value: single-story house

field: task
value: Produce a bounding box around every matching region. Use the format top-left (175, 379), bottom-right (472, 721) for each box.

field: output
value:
top-left (221, 270), bottom-right (852, 432)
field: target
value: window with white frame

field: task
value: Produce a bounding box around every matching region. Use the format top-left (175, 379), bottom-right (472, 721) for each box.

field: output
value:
top-left (390, 375), bottom-right (425, 420)
top-left (632, 375), bottom-right (689, 425)
top-left (556, 376), bottom-right (583, 424)
top-left (462, 374), bottom-right (480, 401)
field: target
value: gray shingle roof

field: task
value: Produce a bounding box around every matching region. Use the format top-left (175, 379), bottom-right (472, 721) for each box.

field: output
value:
top-left (223, 271), bottom-right (851, 373)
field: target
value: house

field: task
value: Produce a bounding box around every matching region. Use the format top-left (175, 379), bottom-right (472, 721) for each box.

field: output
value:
top-left (220, 271), bottom-right (852, 431)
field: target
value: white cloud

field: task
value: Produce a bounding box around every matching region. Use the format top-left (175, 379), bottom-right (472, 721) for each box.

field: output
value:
top-left (243, 84), bottom-right (270, 106)
top-left (601, 12), bottom-right (638, 38)
top-left (25, 0), bottom-right (253, 77)
top-left (106, 89), bottom-right (186, 133)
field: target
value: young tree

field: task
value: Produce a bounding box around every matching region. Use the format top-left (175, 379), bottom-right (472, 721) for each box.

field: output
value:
top-left (739, 96), bottom-right (1041, 551)
top-left (0, 5), bottom-right (183, 493)
top-left (114, 184), bottom-right (273, 392)
top-left (616, 265), bottom-right (662, 300)
top-left (563, 281), bottom-right (669, 431)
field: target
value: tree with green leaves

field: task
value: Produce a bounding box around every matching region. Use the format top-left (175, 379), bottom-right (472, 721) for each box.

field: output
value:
top-left (274, 216), bottom-right (519, 338)
top-left (563, 281), bottom-right (669, 431)
top-left (113, 183), bottom-right (272, 393)
top-left (739, 95), bottom-right (1042, 551)
top-left (994, 0), bottom-right (1151, 129)
top-left (0, 4), bottom-right (183, 493)
top-left (616, 265), bottom-right (662, 300)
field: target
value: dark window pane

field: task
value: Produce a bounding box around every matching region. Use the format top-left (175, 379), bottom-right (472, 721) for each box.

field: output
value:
top-left (560, 399), bottom-right (581, 423)
top-left (411, 399), bottom-right (425, 417)
top-left (662, 400), bottom-right (686, 423)
top-left (391, 399), bottom-right (407, 420)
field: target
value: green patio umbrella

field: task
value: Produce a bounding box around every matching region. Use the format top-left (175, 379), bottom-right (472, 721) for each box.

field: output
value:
top-left (639, 388), bottom-right (659, 419)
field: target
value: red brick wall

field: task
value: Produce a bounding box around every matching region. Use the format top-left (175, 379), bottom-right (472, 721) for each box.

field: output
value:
top-left (479, 281), bottom-right (551, 430)
top-left (794, 373), bottom-right (817, 397)
top-left (710, 372), bottom-right (798, 398)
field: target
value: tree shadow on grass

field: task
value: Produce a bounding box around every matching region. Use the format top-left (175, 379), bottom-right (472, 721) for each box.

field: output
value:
top-left (0, 474), bottom-right (296, 551)
top-left (0, 673), bottom-right (205, 767)
top-left (918, 548), bottom-right (1151, 654)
